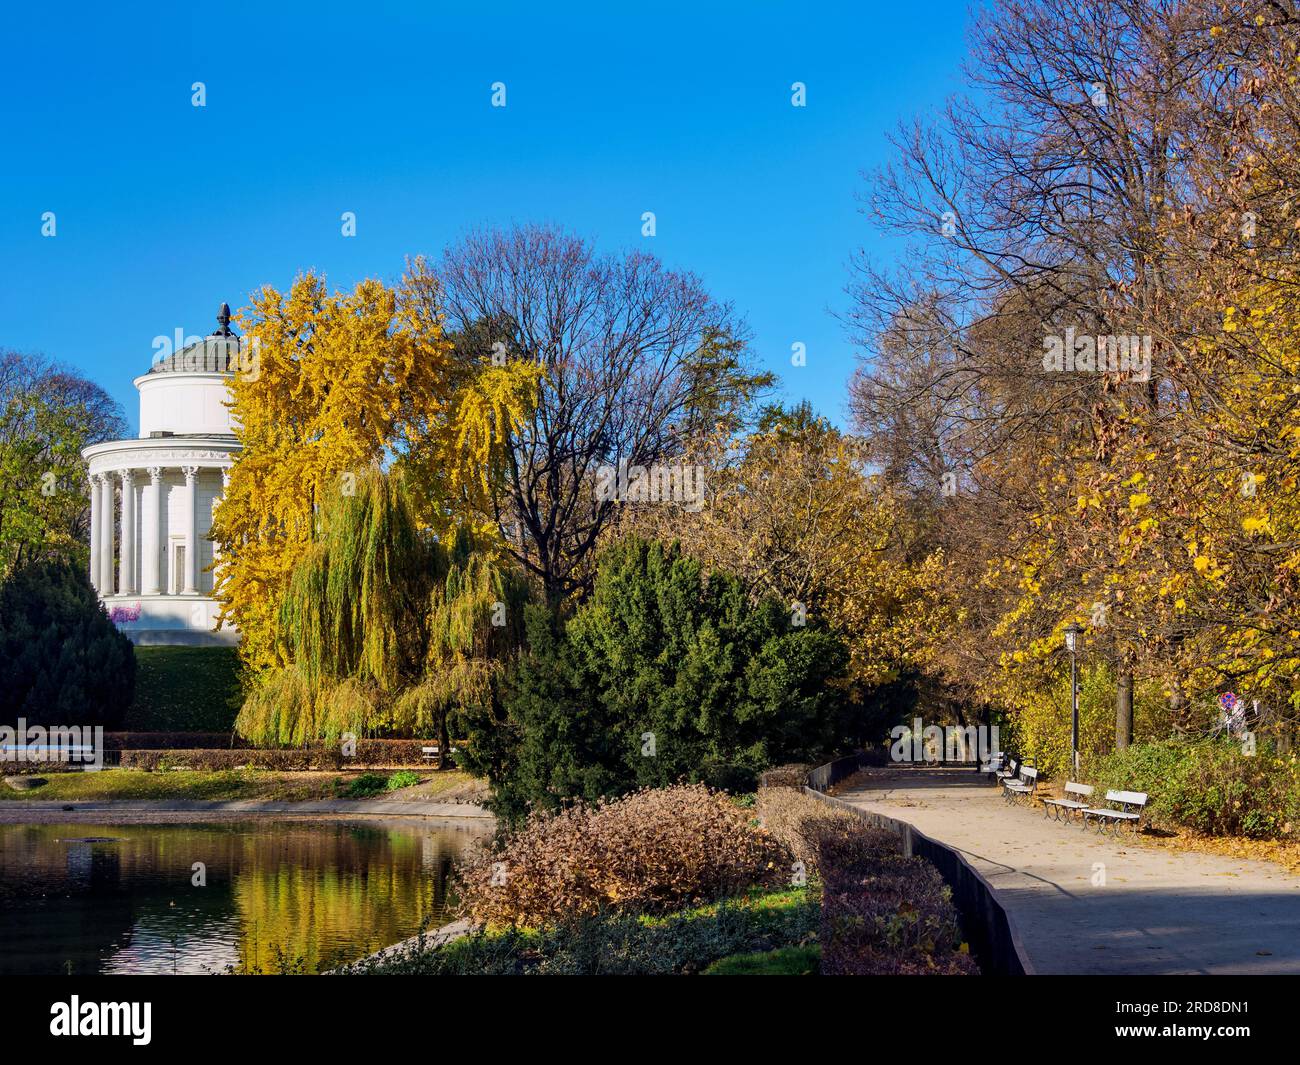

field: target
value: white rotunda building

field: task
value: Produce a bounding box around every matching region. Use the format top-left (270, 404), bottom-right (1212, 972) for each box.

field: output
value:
top-left (82, 305), bottom-right (242, 645)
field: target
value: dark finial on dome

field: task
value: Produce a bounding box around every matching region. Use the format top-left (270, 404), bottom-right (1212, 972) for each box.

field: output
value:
top-left (213, 302), bottom-right (234, 337)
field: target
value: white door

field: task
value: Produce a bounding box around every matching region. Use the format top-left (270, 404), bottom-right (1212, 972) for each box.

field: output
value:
top-left (171, 542), bottom-right (186, 595)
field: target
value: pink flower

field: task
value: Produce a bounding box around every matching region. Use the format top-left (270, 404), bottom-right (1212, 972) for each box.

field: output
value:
top-left (110, 602), bottom-right (143, 624)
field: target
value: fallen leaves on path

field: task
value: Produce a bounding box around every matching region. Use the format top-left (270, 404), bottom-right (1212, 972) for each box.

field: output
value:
top-left (1134, 830), bottom-right (1300, 875)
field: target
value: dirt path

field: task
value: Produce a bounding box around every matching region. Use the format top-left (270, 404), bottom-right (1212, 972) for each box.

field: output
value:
top-left (836, 766), bottom-right (1300, 974)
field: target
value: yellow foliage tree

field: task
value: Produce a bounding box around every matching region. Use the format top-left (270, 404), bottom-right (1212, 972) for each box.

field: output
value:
top-left (623, 404), bottom-right (948, 694)
top-left (213, 259), bottom-right (541, 674)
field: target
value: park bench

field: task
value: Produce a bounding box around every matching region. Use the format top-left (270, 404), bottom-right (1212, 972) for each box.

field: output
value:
top-left (1041, 781), bottom-right (1094, 822)
top-left (1002, 764), bottom-right (1038, 804)
top-left (988, 755), bottom-right (1018, 788)
top-left (979, 751), bottom-right (1007, 784)
top-left (982, 759), bottom-right (1024, 790)
top-left (421, 743), bottom-right (461, 763)
top-left (1, 743), bottom-right (98, 763)
top-left (1081, 790), bottom-right (1148, 833)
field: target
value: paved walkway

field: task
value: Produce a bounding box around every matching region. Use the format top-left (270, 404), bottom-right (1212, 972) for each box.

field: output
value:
top-left (837, 766), bottom-right (1300, 974)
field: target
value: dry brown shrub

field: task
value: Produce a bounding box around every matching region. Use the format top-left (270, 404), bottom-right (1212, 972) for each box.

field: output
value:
top-left (457, 784), bottom-right (790, 926)
top-left (758, 764), bottom-right (809, 789)
top-left (810, 821), bottom-right (978, 975)
top-left (757, 787), bottom-right (897, 874)
top-left (757, 787), bottom-right (978, 974)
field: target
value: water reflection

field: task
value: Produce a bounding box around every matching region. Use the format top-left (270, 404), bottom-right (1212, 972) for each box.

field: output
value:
top-left (0, 819), bottom-right (489, 975)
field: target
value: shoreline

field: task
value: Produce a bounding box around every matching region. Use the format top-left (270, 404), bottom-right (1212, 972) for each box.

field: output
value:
top-left (0, 798), bottom-right (494, 824)
top-left (336, 918), bottom-right (476, 972)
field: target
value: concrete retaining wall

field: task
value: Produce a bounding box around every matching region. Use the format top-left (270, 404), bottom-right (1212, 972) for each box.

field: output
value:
top-left (805, 751), bottom-right (1033, 976)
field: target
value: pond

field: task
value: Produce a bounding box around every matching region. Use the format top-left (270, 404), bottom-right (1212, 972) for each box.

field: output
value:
top-left (0, 818), bottom-right (491, 975)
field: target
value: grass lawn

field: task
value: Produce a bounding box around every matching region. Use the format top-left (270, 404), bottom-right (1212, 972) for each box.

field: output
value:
top-left (0, 768), bottom-right (475, 802)
top-left (637, 886), bottom-right (811, 927)
top-left (703, 944), bottom-right (821, 975)
top-left (349, 885), bottom-right (818, 975)
top-left (124, 646), bottom-right (243, 731)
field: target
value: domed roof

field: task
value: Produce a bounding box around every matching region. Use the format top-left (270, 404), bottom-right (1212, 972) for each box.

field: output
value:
top-left (149, 303), bottom-right (241, 375)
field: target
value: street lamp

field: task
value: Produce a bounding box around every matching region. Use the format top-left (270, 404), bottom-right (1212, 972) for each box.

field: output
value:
top-left (1064, 622), bottom-right (1084, 776)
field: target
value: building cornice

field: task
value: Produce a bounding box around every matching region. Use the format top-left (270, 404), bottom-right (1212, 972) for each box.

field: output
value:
top-left (133, 371), bottom-right (234, 389)
top-left (83, 435), bottom-right (240, 476)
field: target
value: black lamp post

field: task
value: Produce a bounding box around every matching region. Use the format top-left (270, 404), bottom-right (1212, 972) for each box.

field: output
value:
top-left (1064, 622), bottom-right (1084, 776)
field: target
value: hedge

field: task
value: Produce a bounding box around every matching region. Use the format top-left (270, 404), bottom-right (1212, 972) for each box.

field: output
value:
top-left (118, 739), bottom-right (440, 771)
top-left (758, 785), bottom-right (978, 975)
top-left (1090, 739), bottom-right (1300, 839)
top-left (104, 732), bottom-right (246, 750)
top-left (817, 844), bottom-right (978, 975)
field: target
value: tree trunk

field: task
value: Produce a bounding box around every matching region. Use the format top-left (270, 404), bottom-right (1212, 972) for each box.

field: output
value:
top-left (436, 709), bottom-right (450, 771)
top-left (1115, 671), bottom-right (1133, 750)
top-left (1169, 682), bottom-right (1193, 738)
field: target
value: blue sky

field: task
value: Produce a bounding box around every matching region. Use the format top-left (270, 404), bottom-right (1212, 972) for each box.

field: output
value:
top-left (0, 1), bottom-right (973, 433)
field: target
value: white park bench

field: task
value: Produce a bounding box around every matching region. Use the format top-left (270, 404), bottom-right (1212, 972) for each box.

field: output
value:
top-left (979, 751), bottom-right (1007, 784)
top-left (1002, 764), bottom-right (1038, 804)
top-left (1082, 790), bottom-right (1148, 834)
top-left (420, 743), bottom-right (460, 762)
top-left (1041, 781), bottom-right (1094, 822)
top-left (988, 755), bottom-right (1018, 788)
top-left (1, 743), bottom-right (98, 763)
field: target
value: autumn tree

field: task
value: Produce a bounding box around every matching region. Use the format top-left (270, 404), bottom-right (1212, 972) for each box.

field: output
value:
top-left (429, 223), bottom-right (772, 606)
top-left (622, 402), bottom-right (950, 726)
top-left (237, 469), bottom-right (529, 748)
top-left (0, 351), bottom-right (127, 578)
top-left (848, 0), bottom-right (1254, 754)
top-left (213, 260), bottom-right (540, 673)
top-left (1141, 4), bottom-right (1300, 724)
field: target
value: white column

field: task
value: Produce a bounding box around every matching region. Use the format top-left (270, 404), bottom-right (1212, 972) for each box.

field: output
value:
top-left (142, 467), bottom-right (163, 595)
top-left (211, 466), bottom-right (229, 584)
top-left (119, 470), bottom-right (136, 595)
top-left (88, 475), bottom-right (102, 593)
top-left (99, 474), bottom-right (115, 595)
top-left (182, 465), bottom-right (199, 594)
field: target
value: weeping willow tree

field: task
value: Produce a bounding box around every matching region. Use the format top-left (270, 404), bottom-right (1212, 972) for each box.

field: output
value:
top-left (288, 472), bottom-right (431, 686)
top-left (396, 535), bottom-right (530, 765)
top-left (237, 470), bottom-right (529, 751)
